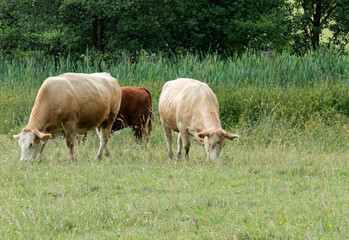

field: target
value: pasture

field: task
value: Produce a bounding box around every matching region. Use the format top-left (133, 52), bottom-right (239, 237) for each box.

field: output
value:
top-left (1, 50), bottom-right (349, 239)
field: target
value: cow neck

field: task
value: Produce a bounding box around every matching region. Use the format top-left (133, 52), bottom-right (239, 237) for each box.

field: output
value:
top-left (200, 107), bottom-right (222, 131)
top-left (27, 104), bottom-right (50, 133)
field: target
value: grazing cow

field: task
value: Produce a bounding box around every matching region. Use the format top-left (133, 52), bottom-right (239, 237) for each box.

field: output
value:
top-left (71, 86), bottom-right (152, 144)
top-left (13, 72), bottom-right (122, 162)
top-left (112, 86), bottom-right (152, 140)
top-left (158, 78), bottom-right (239, 161)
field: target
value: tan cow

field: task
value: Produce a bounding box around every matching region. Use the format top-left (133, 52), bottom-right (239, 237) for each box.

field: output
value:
top-left (158, 78), bottom-right (239, 161)
top-left (13, 72), bottom-right (122, 162)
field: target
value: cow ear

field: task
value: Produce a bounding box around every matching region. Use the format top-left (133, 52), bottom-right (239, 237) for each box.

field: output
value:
top-left (34, 130), bottom-right (52, 143)
top-left (13, 134), bottom-right (21, 140)
top-left (224, 131), bottom-right (239, 141)
top-left (197, 130), bottom-right (211, 139)
top-left (39, 133), bottom-right (52, 143)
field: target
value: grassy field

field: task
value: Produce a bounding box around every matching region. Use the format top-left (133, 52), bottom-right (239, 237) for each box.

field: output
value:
top-left (1, 49), bottom-right (349, 239)
top-left (1, 121), bottom-right (349, 239)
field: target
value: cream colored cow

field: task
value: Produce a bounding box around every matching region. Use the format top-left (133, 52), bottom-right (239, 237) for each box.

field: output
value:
top-left (13, 72), bottom-right (122, 162)
top-left (158, 78), bottom-right (239, 161)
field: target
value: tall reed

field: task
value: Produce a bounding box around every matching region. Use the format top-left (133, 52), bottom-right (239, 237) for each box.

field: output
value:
top-left (1, 49), bottom-right (348, 134)
top-left (1, 48), bottom-right (348, 89)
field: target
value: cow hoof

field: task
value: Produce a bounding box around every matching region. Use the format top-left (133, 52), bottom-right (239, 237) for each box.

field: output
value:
top-left (176, 153), bottom-right (182, 160)
top-left (168, 152), bottom-right (174, 159)
top-left (70, 154), bottom-right (76, 161)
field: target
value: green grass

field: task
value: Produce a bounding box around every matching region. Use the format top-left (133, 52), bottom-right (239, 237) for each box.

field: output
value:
top-left (1, 120), bottom-right (348, 239)
top-left (1, 49), bottom-right (349, 238)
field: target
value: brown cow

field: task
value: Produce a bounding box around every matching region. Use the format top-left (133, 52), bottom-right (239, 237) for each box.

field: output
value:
top-left (112, 86), bottom-right (152, 140)
top-left (81, 86), bottom-right (152, 142)
top-left (159, 78), bottom-right (239, 161)
top-left (13, 72), bottom-right (122, 162)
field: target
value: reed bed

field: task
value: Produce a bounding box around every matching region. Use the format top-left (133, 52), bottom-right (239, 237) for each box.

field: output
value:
top-left (1, 48), bottom-right (348, 89)
top-left (1, 49), bottom-right (348, 135)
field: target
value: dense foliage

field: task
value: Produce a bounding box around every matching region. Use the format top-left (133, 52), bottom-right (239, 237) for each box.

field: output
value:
top-left (292, 0), bottom-right (349, 51)
top-left (0, 0), bottom-right (348, 56)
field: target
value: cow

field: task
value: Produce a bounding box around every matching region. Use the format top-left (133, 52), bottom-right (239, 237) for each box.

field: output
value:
top-left (79, 86), bottom-right (152, 143)
top-left (112, 86), bottom-right (152, 140)
top-left (158, 78), bottom-right (239, 161)
top-left (13, 72), bottom-right (122, 162)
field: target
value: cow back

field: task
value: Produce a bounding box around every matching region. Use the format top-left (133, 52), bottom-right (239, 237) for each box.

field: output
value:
top-left (29, 72), bottom-right (121, 136)
top-left (159, 78), bottom-right (220, 133)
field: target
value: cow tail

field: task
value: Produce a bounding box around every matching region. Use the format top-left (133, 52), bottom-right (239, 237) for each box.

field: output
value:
top-left (143, 87), bottom-right (153, 136)
top-left (147, 110), bottom-right (153, 136)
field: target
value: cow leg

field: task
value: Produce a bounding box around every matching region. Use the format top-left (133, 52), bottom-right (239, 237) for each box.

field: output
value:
top-left (132, 126), bottom-right (142, 142)
top-left (61, 121), bottom-right (78, 160)
top-left (105, 112), bottom-right (117, 156)
top-left (96, 112), bottom-right (116, 159)
top-left (96, 127), bottom-right (108, 159)
top-left (182, 133), bottom-right (191, 160)
top-left (66, 133), bottom-right (76, 161)
top-left (62, 122), bottom-right (77, 160)
top-left (176, 133), bottom-right (182, 159)
top-left (142, 115), bottom-right (150, 137)
top-left (161, 122), bottom-right (173, 159)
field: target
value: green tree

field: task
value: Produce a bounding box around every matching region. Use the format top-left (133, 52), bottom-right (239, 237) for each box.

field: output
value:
top-left (3, 0), bottom-right (347, 56)
top-left (329, 1), bottom-right (349, 48)
top-left (0, 0), bottom-right (63, 54)
top-left (213, 0), bottom-right (293, 52)
top-left (107, 0), bottom-right (292, 54)
top-left (292, 0), bottom-right (349, 50)
top-left (59, 0), bottom-right (123, 53)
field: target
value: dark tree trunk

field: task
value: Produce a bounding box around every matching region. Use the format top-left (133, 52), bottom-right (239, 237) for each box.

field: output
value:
top-left (92, 18), bottom-right (105, 51)
top-left (311, 1), bottom-right (322, 49)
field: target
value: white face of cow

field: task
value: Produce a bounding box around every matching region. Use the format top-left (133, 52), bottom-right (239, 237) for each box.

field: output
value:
top-left (205, 135), bottom-right (223, 161)
top-left (13, 129), bottom-right (51, 162)
top-left (197, 129), bottom-right (239, 161)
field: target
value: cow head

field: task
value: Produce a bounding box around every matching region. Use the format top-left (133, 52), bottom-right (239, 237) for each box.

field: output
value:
top-left (195, 129), bottom-right (239, 161)
top-left (13, 128), bottom-right (51, 162)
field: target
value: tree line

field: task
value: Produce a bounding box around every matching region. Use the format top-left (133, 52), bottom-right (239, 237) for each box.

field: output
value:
top-left (0, 0), bottom-right (348, 57)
